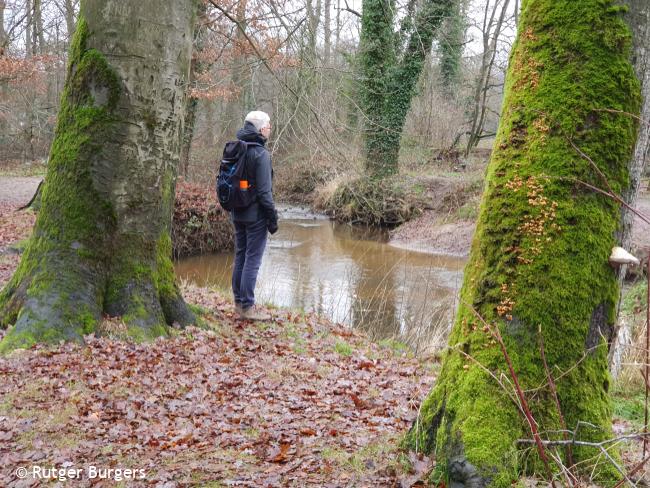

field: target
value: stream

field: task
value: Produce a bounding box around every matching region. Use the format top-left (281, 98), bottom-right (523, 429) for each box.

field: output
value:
top-left (175, 206), bottom-right (467, 351)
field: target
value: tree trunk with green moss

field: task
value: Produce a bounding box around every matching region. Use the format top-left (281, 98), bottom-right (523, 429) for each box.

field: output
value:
top-left (0, 0), bottom-right (197, 352)
top-left (405, 1), bottom-right (642, 485)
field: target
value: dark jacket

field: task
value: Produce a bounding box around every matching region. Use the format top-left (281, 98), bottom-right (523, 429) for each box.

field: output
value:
top-left (232, 121), bottom-right (276, 223)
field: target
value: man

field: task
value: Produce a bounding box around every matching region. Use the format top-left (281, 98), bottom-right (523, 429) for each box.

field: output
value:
top-left (231, 111), bottom-right (278, 320)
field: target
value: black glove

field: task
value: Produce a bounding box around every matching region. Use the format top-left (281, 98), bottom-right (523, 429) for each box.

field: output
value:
top-left (267, 209), bottom-right (279, 234)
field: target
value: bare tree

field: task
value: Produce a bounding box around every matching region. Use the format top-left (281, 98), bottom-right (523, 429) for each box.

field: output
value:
top-left (464, 0), bottom-right (512, 156)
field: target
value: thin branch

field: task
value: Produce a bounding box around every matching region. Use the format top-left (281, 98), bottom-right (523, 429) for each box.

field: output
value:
top-left (206, 0), bottom-right (344, 159)
top-left (613, 453), bottom-right (650, 488)
top-left (539, 324), bottom-right (576, 479)
top-left (645, 254), bottom-right (650, 457)
top-left (467, 305), bottom-right (557, 487)
top-left (338, 0), bottom-right (361, 18)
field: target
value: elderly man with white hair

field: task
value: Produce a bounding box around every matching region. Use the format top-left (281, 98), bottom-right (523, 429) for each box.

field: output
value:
top-left (230, 110), bottom-right (278, 320)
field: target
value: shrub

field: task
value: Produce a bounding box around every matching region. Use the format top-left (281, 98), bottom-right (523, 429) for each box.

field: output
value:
top-left (172, 181), bottom-right (233, 258)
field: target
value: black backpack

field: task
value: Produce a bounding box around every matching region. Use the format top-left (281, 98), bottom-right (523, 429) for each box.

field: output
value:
top-left (216, 140), bottom-right (260, 211)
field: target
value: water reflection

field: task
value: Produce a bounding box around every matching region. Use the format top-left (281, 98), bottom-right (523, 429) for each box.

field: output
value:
top-left (174, 209), bottom-right (466, 350)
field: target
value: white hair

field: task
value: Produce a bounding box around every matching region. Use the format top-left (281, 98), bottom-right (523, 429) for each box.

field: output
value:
top-left (244, 111), bottom-right (271, 132)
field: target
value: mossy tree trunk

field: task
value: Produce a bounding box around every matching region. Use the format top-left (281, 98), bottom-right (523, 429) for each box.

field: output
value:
top-left (359, 0), bottom-right (455, 178)
top-left (0, 0), bottom-right (197, 352)
top-left (405, 1), bottom-right (642, 486)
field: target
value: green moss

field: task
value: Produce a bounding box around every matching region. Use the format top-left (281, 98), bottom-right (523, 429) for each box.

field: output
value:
top-left (334, 341), bottom-right (354, 356)
top-left (407, 0), bottom-right (641, 485)
top-left (612, 391), bottom-right (645, 427)
top-left (0, 13), bottom-right (120, 350)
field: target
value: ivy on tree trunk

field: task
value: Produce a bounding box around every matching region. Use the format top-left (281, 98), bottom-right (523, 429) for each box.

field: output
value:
top-left (0, 0), bottom-right (198, 352)
top-left (405, 0), bottom-right (643, 485)
top-left (358, 0), bottom-right (456, 178)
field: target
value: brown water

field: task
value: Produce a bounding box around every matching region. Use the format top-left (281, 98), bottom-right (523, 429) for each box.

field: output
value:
top-left (175, 206), bottom-right (466, 351)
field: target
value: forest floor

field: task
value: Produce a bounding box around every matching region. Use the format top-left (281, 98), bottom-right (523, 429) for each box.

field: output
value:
top-left (1, 175), bottom-right (649, 486)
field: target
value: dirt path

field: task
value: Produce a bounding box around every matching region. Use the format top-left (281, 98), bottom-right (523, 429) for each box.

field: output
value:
top-left (0, 176), bottom-right (42, 207)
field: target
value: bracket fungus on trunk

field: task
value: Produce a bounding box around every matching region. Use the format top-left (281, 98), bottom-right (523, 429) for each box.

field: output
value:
top-left (609, 246), bottom-right (640, 266)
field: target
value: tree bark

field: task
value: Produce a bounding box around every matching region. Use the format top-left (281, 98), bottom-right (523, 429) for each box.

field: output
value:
top-left (405, 0), bottom-right (642, 485)
top-left (324, 0), bottom-right (331, 65)
top-left (610, 0), bottom-right (650, 377)
top-left (0, 1), bottom-right (6, 55)
top-left (33, 0), bottom-right (45, 54)
top-left (25, 0), bottom-right (32, 57)
top-left (619, 0), bottom-right (650, 255)
top-left (306, 0), bottom-right (321, 65)
top-left (0, 0), bottom-right (197, 352)
top-left (180, 1), bottom-right (209, 179)
top-left (64, 0), bottom-right (76, 41)
top-left (225, 0), bottom-right (250, 138)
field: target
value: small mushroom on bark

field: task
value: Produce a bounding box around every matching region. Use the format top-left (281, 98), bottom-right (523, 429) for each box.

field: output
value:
top-left (609, 246), bottom-right (640, 266)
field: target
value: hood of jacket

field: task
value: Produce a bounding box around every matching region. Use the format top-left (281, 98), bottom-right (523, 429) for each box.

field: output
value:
top-left (236, 121), bottom-right (267, 146)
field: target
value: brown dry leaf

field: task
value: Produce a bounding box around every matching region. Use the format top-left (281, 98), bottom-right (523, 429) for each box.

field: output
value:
top-left (268, 442), bottom-right (291, 463)
top-left (349, 393), bottom-right (367, 410)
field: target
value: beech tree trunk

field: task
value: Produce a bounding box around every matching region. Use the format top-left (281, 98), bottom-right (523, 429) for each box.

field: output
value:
top-left (610, 1), bottom-right (650, 376)
top-left (619, 0), bottom-right (650, 254)
top-left (0, 1), bottom-right (6, 54)
top-left (25, 0), bottom-right (32, 57)
top-left (0, 0), bottom-right (197, 352)
top-left (324, 0), bottom-right (331, 65)
top-left (64, 0), bottom-right (76, 41)
top-left (33, 0), bottom-right (45, 54)
top-left (180, 1), bottom-right (209, 179)
top-left (405, 1), bottom-right (643, 485)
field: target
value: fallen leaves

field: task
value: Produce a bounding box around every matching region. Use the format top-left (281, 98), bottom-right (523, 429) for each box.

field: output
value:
top-left (0, 285), bottom-right (438, 486)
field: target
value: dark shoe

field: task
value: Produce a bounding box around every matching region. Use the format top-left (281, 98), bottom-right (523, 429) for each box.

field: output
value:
top-left (240, 305), bottom-right (271, 321)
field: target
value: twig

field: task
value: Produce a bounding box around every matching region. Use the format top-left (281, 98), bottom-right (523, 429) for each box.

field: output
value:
top-left (539, 324), bottom-right (576, 479)
top-left (519, 434), bottom-right (646, 486)
top-left (338, 0), bottom-right (361, 18)
top-left (456, 348), bottom-right (521, 412)
top-left (613, 453), bottom-right (650, 488)
top-left (518, 432), bottom-right (650, 446)
top-left (468, 306), bottom-right (557, 487)
top-left (643, 254), bottom-right (650, 458)
top-left (572, 178), bottom-right (650, 226)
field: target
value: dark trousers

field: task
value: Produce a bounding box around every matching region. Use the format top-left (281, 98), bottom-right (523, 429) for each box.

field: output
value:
top-left (232, 218), bottom-right (268, 309)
